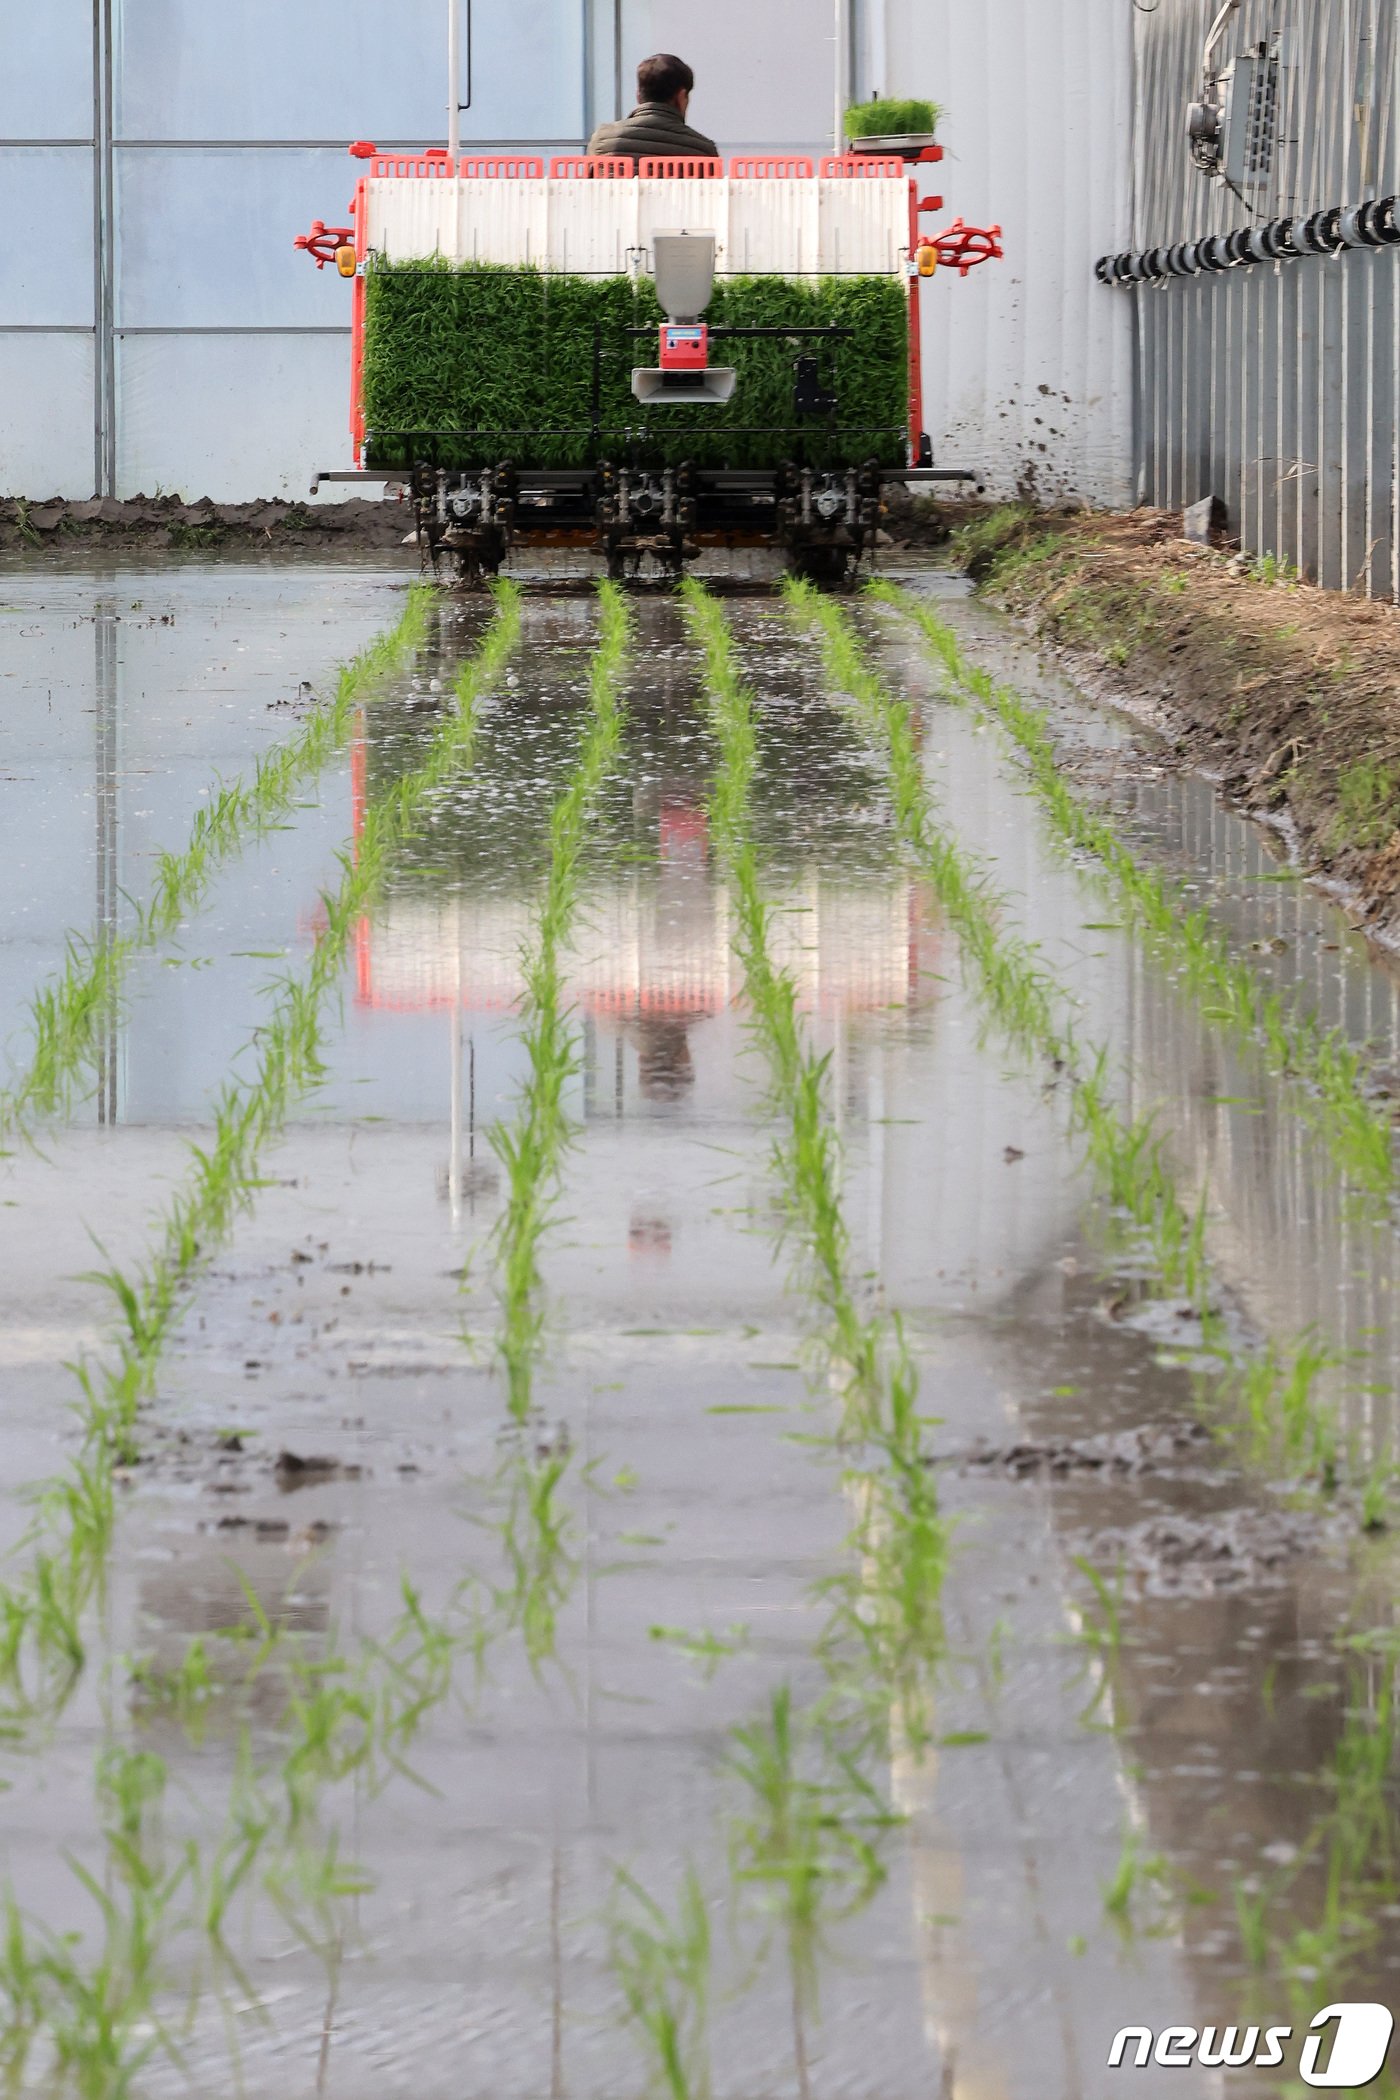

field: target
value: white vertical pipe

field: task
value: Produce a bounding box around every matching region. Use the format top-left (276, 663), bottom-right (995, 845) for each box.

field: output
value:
top-left (447, 897), bottom-right (464, 1222)
top-left (870, 0), bottom-right (888, 100)
top-left (834, 0), bottom-right (848, 153)
top-left (448, 0), bottom-right (461, 160)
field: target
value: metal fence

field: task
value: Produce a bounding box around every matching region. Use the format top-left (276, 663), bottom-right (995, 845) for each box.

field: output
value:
top-left (1123, 0), bottom-right (1400, 595)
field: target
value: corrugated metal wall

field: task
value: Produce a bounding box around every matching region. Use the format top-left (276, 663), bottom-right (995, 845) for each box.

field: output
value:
top-left (2, 0), bottom-right (1136, 505)
top-left (1129, 0), bottom-right (1400, 593)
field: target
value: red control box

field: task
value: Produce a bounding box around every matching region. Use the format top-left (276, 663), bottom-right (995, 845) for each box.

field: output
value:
top-left (659, 322), bottom-right (709, 371)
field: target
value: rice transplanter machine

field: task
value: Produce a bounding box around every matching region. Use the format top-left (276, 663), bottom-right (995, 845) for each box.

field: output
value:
top-left (298, 144), bottom-right (1001, 582)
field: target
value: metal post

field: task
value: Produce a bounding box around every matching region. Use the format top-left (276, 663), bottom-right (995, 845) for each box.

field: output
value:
top-left (833, 0), bottom-right (847, 155)
top-left (869, 0), bottom-right (888, 101)
top-left (614, 0), bottom-right (624, 120)
top-left (448, 0), bottom-right (460, 159)
top-left (581, 0), bottom-right (593, 148)
top-left (93, 0), bottom-right (116, 497)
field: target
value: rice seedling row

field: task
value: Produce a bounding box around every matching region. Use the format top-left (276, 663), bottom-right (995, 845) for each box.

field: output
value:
top-left (766, 593), bottom-right (1400, 2030)
top-left (0, 1545), bottom-right (504, 2096)
top-left (489, 580), bottom-right (632, 1424)
top-left (873, 584), bottom-right (1395, 1200)
top-left (684, 579), bottom-right (953, 1740)
top-left (603, 584), bottom-right (957, 2099)
top-left (0, 586), bottom-right (652, 2091)
top-left (783, 583), bottom-right (1345, 1482)
top-left (654, 591), bottom-right (1392, 2086)
top-left (0, 588), bottom-right (522, 1724)
top-left (0, 586), bottom-right (433, 1144)
top-left (468, 580), bottom-right (637, 1676)
top-left (9, 567), bottom-right (1395, 2095)
top-left (0, 588), bottom-right (717, 2096)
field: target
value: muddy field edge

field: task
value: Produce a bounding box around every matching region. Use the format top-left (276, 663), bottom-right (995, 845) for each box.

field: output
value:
top-left (960, 504), bottom-right (1400, 954)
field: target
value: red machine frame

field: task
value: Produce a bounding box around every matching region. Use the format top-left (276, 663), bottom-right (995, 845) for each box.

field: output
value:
top-left (324, 144), bottom-right (1001, 469)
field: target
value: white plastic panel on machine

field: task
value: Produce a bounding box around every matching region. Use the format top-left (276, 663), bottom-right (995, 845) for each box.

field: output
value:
top-left (364, 177), bottom-right (909, 279)
top-left (726, 181), bottom-right (820, 276)
top-left (547, 184), bottom-right (641, 275)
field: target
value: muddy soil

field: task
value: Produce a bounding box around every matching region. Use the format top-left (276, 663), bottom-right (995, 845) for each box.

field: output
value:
top-left (0, 493), bottom-right (412, 556)
top-left (0, 487), bottom-right (953, 561)
top-left (3, 552), bottom-right (1400, 2097)
top-left (962, 504), bottom-right (1400, 947)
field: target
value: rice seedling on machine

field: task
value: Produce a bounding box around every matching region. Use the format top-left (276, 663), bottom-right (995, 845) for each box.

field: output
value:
top-left (297, 142), bottom-right (1001, 583)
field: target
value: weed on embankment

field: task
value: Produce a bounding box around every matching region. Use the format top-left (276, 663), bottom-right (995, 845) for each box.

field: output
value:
top-left (950, 505), bottom-right (1400, 962)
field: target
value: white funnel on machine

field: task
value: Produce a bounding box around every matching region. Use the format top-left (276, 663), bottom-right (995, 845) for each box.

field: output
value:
top-left (631, 231), bottom-right (737, 407)
top-left (653, 231), bottom-right (718, 320)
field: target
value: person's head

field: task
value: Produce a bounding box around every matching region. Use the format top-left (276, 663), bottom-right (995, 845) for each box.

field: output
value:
top-left (637, 53), bottom-right (694, 115)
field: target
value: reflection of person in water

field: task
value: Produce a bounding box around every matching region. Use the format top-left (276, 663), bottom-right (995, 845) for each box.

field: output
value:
top-left (629, 1008), bottom-right (698, 1102)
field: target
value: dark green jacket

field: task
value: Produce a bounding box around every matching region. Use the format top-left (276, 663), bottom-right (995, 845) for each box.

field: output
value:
top-left (586, 100), bottom-right (720, 166)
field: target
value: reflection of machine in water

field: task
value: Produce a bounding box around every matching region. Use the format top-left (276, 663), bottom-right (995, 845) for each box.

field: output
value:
top-left (352, 763), bottom-right (937, 1210)
top-left (356, 824), bottom-right (930, 1018)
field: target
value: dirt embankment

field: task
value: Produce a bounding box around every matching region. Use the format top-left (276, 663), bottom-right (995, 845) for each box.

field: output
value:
top-left (961, 507), bottom-right (1400, 944)
top-left (0, 493), bottom-right (410, 555)
top-left (0, 485), bottom-right (955, 560)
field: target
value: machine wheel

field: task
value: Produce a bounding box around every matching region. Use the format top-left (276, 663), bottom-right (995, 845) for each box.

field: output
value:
top-left (789, 544), bottom-right (855, 588)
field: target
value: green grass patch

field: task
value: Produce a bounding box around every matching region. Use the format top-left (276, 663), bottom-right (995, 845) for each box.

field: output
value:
top-left (1335, 758), bottom-right (1400, 850)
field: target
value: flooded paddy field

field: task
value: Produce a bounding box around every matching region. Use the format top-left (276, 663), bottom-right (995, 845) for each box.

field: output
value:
top-left (4, 554), bottom-right (1400, 2098)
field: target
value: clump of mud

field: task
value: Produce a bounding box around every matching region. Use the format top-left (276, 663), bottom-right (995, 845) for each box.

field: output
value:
top-left (954, 1420), bottom-right (1215, 1479)
top-left (962, 505), bottom-right (1400, 944)
top-left (1088, 1506), bottom-right (1334, 1595)
top-left (948, 1420), bottom-right (1342, 1592)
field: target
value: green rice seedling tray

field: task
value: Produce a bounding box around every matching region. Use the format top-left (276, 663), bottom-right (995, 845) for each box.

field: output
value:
top-left (361, 261), bottom-right (909, 473)
top-left (844, 97), bottom-right (942, 139)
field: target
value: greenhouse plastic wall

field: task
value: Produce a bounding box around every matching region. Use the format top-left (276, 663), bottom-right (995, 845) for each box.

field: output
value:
top-left (1127, 0), bottom-right (1400, 595)
top-left (3, 0), bottom-right (1135, 505)
top-left (4, 1), bottom-right (590, 502)
top-left (894, 0), bottom-right (1137, 508)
